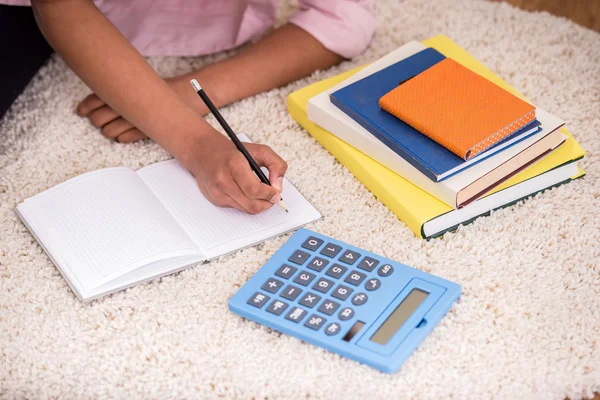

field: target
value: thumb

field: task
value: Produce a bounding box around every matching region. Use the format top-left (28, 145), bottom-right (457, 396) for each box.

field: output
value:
top-left (252, 144), bottom-right (288, 192)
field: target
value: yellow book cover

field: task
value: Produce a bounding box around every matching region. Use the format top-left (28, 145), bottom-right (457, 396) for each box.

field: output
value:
top-left (287, 35), bottom-right (585, 238)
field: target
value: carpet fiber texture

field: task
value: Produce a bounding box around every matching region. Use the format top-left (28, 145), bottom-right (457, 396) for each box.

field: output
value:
top-left (1, 0), bottom-right (599, 398)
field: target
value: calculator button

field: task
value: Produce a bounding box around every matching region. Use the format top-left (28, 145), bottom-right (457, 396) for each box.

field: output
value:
top-left (339, 250), bottom-right (361, 265)
top-left (344, 270), bottom-right (367, 286)
top-left (306, 257), bottom-right (329, 272)
top-left (280, 285), bottom-right (302, 301)
top-left (317, 299), bottom-right (340, 316)
top-left (298, 292), bottom-right (322, 309)
top-left (325, 264), bottom-right (347, 279)
top-left (293, 271), bottom-right (316, 286)
top-left (320, 243), bottom-right (342, 258)
top-left (338, 307), bottom-right (355, 321)
top-left (304, 314), bottom-right (327, 331)
top-left (325, 323), bottom-right (341, 336)
top-left (331, 284), bottom-right (353, 301)
top-left (357, 256), bottom-right (380, 272)
top-left (365, 278), bottom-right (381, 291)
top-left (266, 299), bottom-right (289, 316)
top-left (275, 264), bottom-right (298, 280)
top-left (378, 264), bottom-right (394, 277)
top-left (247, 292), bottom-right (270, 308)
top-left (301, 236), bottom-right (324, 251)
top-left (312, 277), bottom-right (334, 293)
top-left (288, 250), bottom-right (311, 265)
top-left (285, 307), bottom-right (307, 323)
top-left (351, 293), bottom-right (368, 306)
top-left (261, 277), bottom-right (284, 294)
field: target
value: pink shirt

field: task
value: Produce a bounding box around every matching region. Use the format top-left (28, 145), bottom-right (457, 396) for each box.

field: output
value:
top-left (5, 0), bottom-right (375, 58)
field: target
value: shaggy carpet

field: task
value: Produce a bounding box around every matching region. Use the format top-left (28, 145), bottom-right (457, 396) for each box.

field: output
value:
top-left (1, 0), bottom-right (599, 398)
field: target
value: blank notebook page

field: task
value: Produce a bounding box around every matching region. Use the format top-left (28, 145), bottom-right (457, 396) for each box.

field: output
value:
top-left (137, 160), bottom-right (321, 257)
top-left (18, 168), bottom-right (200, 292)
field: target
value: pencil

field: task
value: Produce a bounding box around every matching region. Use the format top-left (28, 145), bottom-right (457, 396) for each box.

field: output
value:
top-left (189, 79), bottom-right (289, 213)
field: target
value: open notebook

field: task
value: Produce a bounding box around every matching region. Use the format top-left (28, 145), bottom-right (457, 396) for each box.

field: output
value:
top-left (16, 155), bottom-right (321, 301)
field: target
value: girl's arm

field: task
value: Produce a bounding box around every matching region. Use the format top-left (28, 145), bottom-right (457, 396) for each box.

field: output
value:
top-left (31, 0), bottom-right (286, 214)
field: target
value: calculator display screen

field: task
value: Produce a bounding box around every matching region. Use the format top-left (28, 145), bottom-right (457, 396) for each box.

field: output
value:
top-left (370, 289), bottom-right (429, 345)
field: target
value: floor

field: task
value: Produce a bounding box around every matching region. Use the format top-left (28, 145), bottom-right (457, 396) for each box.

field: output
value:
top-left (492, 0), bottom-right (600, 32)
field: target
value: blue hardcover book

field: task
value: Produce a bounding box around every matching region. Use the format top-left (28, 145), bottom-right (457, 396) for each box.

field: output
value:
top-left (330, 48), bottom-right (541, 182)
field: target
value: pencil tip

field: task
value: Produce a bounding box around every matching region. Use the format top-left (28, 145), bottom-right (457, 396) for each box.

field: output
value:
top-left (190, 79), bottom-right (201, 92)
top-left (279, 200), bottom-right (289, 213)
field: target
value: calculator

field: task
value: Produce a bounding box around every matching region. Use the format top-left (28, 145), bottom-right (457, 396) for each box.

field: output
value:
top-left (229, 229), bottom-right (461, 373)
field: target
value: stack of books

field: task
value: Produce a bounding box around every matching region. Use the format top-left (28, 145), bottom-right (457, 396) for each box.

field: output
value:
top-left (288, 35), bottom-right (585, 239)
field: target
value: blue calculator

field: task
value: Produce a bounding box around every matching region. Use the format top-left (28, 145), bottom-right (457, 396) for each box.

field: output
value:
top-left (229, 229), bottom-right (461, 373)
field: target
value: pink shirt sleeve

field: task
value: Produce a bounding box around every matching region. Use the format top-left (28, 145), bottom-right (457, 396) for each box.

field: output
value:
top-left (289, 0), bottom-right (376, 59)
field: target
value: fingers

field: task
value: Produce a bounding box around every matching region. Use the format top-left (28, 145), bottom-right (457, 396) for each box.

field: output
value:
top-left (87, 106), bottom-right (120, 129)
top-left (101, 117), bottom-right (135, 139)
top-left (207, 169), bottom-right (274, 215)
top-left (250, 144), bottom-right (288, 192)
top-left (76, 94), bottom-right (106, 116)
top-left (230, 153), bottom-right (280, 204)
top-left (116, 129), bottom-right (147, 143)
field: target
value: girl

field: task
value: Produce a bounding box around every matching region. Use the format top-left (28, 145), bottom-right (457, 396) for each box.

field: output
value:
top-left (1, 0), bottom-right (375, 213)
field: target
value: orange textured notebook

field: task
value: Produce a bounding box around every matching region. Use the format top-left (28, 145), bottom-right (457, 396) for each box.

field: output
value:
top-left (379, 58), bottom-right (536, 160)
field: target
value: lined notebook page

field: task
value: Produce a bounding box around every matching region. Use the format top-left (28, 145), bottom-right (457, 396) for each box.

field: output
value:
top-left (137, 160), bottom-right (321, 257)
top-left (18, 168), bottom-right (201, 293)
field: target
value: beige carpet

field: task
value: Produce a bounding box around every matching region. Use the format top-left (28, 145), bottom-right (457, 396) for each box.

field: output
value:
top-left (1, 0), bottom-right (599, 398)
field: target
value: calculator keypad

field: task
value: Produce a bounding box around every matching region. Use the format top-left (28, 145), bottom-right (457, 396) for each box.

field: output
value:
top-left (245, 233), bottom-right (393, 335)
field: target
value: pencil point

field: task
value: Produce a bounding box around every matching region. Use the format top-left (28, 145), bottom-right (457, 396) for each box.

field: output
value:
top-left (190, 79), bottom-right (201, 92)
top-left (279, 200), bottom-right (289, 213)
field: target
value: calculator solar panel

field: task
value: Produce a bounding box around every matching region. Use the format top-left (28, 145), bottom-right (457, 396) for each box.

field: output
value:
top-left (229, 228), bottom-right (461, 373)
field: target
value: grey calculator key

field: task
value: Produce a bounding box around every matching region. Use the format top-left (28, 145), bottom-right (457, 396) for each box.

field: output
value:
top-left (280, 285), bottom-right (302, 301)
top-left (261, 277), bottom-right (284, 294)
top-left (318, 299), bottom-right (340, 316)
top-left (293, 271), bottom-right (316, 286)
top-left (325, 264), bottom-right (347, 279)
top-left (338, 307), bottom-right (355, 321)
top-left (285, 307), bottom-right (307, 323)
top-left (378, 264), bottom-right (394, 277)
top-left (357, 256), bottom-right (380, 272)
top-left (325, 322), bottom-right (341, 336)
top-left (266, 299), bottom-right (289, 316)
top-left (275, 264), bottom-right (298, 280)
top-left (351, 293), bottom-right (368, 306)
top-left (306, 257), bottom-right (329, 272)
top-left (365, 278), bottom-right (381, 291)
top-left (288, 250), bottom-right (311, 265)
top-left (344, 270), bottom-right (367, 286)
top-left (312, 277), bottom-right (334, 293)
top-left (301, 236), bottom-right (324, 251)
top-left (304, 314), bottom-right (327, 331)
top-left (320, 243), bottom-right (343, 258)
top-left (331, 284), bottom-right (353, 301)
top-left (247, 292), bottom-right (270, 308)
top-left (299, 292), bottom-right (322, 309)
top-left (339, 250), bottom-right (361, 265)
